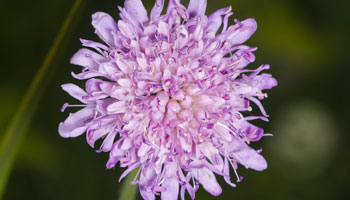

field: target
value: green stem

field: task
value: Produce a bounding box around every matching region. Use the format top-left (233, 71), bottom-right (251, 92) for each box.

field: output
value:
top-left (119, 170), bottom-right (138, 200)
top-left (0, 0), bottom-right (87, 198)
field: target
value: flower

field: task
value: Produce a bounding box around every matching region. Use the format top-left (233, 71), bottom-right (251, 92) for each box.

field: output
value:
top-left (58, 0), bottom-right (277, 199)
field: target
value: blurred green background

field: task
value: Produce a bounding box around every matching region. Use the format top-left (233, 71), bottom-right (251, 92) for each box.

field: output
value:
top-left (1, 0), bottom-right (349, 199)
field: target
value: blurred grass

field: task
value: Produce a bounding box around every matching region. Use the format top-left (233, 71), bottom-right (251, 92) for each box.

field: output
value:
top-left (119, 170), bottom-right (138, 200)
top-left (0, 0), bottom-right (87, 198)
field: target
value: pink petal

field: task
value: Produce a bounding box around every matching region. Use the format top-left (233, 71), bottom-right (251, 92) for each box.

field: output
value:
top-left (188, 0), bottom-right (207, 18)
top-left (80, 38), bottom-right (108, 54)
top-left (161, 177), bottom-right (179, 200)
top-left (117, 78), bottom-right (133, 88)
top-left (99, 130), bottom-right (117, 152)
top-left (118, 20), bottom-right (135, 39)
top-left (230, 139), bottom-right (267, 171)
top-left (206, 6), bottom-right (232, 34)
top-left (71, 71), bottom-right (102, 80)
top-left (180, 95), bottom-right (193, 109)
top-left (70, 48), bottom-right (105, 70)
top-left (139, 166), bottom-right (157, 200)
top-left (58, 107), bottom-right (94, 138)
top-left (107, 139), bottom-right (124, 168)
top-left (124, 0), bottom-right (149, 25)
top-left (225, 18), bottom-right (257, 46)
top-left (92, 12), bottom-right (118, 46)
top-left (61, 84), bottom-right (89, 104)
top-left (150, 0), bottom-right (164, 20)
top-left (195, 167), bottom-right (222, 196)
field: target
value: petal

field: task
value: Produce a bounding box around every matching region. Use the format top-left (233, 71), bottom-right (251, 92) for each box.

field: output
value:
top-left (233, 148), bottom-right (267, 171)
top-left (124, 0), bottom-right (149, 25)
top-left (188, 0), bottom-right (207, 18)
top-left (120, 137), bottom-right (134, 151)
top-left (70, 48), bottom-right (105, 70)
top-left (167, 100), bottom-right (181, 113)
top-left (96, 99), bottom-right (114, 116)
top-left (116, 58), bottom-right (133, 74)
top-left (158, 21), bottom-right (169, 38)
top-left (213, 122), bottom-right (233, 142)
top-left (85, 79), bottom-right (109, 100)
top-left (178, 171), bottom-right (195, 200)
top-left (110, 87), bottom-right (131, 100)
top-left (232, 49), bottom-right (256, 69)
top-left (71, 71), bottom-right (102, 80)
top-left (107, 101), bottom-right (127, 114)
top-left (152, 110), bottom-right (164, 122)
top-left (140, 188), bottom-right (155, 200)
top-left (206, 6), bottom-right (232, 34)
top-left (92, 12), bottom-right (118, 46)
top-left (252, 73), bottom-right (278, 90)
top-left (161, 177), bottom-right (179, 200)
top-left (118, 20), bottom-right (135, 39)
top-left (240, 121), bottom-right (264, 142)
top-left (80, 38), bottom-right (108, 54)
top-left (150, 0), bottom-right (165, 20)
top-left (180, 95), bottom-right (193, 109)
top-left (230, 139), bottom-right (267, 171)
top-left (226, 18), bottom-right (257, 46)
top-left (86, 120), bottom-right (114, 148)
top-left (117, 78), bottom-right (133, 88)
top-left (58, 107), bottom-right (94, 138)
top-left (139, 166), bottom-right (157, 200)
top-left (61, 83), bottom-right (89, 104)
top-left (195, 167), bottom-right (222, 196)
top-left (107, 139), bottom-right (125, 168)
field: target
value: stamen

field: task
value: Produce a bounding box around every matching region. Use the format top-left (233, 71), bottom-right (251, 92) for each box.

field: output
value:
top-left (61, 103), bottom-right (86, 112)
top-left (130, 166), bottom-right (142, 185)
top-left (60, 103), bottom-right (69, 112)
top-left (228, 157), bottom-right (243, 182)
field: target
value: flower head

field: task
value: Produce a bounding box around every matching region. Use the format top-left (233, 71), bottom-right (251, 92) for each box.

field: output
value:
top-left (59, 0), bottom-right (277, 199)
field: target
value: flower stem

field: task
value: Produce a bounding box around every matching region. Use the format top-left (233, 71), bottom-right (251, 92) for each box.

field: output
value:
top-left (0, 0), bottom-right (87, 199)
top-left (119, 170), bottom-right (138, 200)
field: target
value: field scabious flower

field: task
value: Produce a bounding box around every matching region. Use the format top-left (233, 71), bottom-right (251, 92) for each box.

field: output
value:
top-left (59, 0), bottom-right (277, 199)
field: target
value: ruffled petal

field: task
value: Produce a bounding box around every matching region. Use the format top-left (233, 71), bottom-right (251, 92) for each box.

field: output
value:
top-left (228, 18), bottom-right (257, 46)
top-left (195, 167), bottom-right (222, 196)
top-left (188, 0), bottom-right (207, 18)
top-left (86, 118), bottom-right (114, 148)
top-left (206, 6), bottom-right (232, 34)
top-left (58, 107), bottom-right (94, 138)
top-left (124, 0), bottom-right (149, 25)
top-left (70, 48), bottom-right (106, 70)
top-left (139, 166), bottom-right (157, 200)
top-left (161, 177), bottom-right (179, 200)
top-left (150, 0), bottom-right (165, 20)
top-left (71, 71), bottom-right (102, 80)
top-left (217, 18), bottom-right (257, 47)
top-left (230, 139), bottom-right (267, 171)
top-left (106, 139), bottom-right (125, 168)
top-left (92, 12), bottom-right (118, 46)
top-left (80, 38), bottom-right (108, 54)
top-left (85, 78), bottom-right (109, 100)
top-left (252, 73), bottom-right (278, 90)
top-left (61, 83), bottom-right (89, 104)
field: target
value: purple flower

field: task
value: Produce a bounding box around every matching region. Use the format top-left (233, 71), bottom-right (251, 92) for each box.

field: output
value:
top-left (59, 0), bottom-right (277, 199)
